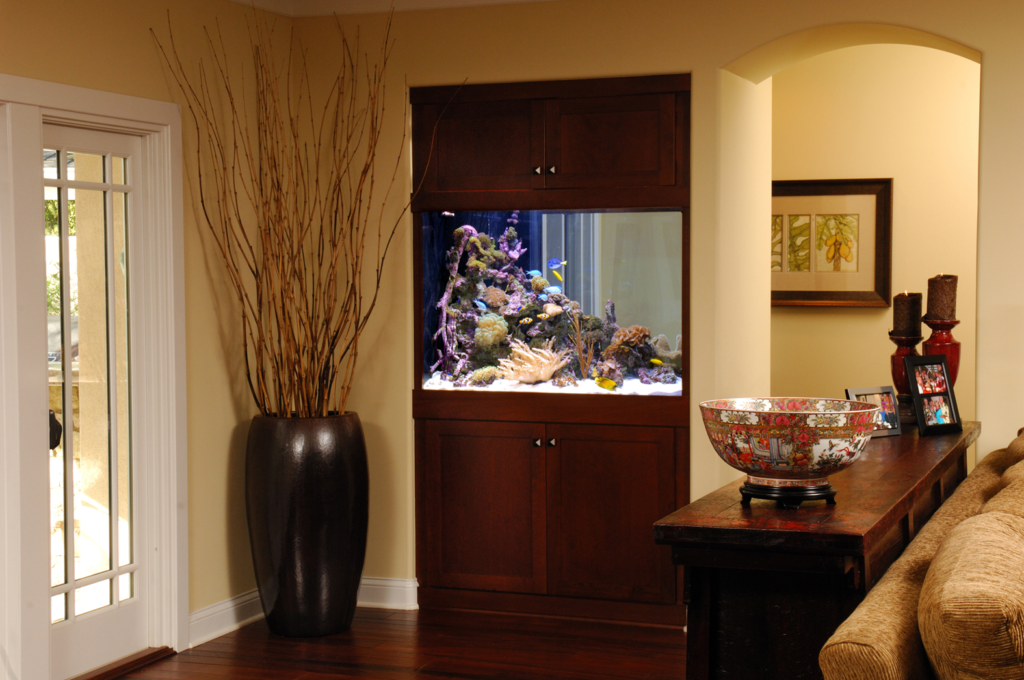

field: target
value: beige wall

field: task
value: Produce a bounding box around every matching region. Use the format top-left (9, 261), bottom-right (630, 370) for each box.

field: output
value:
top-left (771, 45), bottom-right (980, 439)
top-left (5, 0), bottom-right (1024, 614)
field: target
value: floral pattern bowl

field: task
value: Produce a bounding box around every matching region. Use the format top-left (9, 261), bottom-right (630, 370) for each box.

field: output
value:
top-left (699, 398), bottom-right (881, 492)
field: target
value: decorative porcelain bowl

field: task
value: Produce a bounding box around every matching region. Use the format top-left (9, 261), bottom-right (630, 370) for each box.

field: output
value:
top-left (699, 398), bottom-right (881, 507)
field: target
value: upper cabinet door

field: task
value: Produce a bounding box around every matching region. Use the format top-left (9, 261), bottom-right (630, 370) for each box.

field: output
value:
top-left (541, 93), bottom-right (676, 190)
top-left (414, 99), bottom-right (538, 192)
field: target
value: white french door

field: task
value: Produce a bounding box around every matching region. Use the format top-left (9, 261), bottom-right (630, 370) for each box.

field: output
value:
top-left (43, 124), bottom-right (148, 680)
top-left (0, 75), bottom-right (187, 680)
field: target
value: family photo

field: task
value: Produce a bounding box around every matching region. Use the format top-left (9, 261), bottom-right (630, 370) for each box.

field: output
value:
top-left (855, 391), bottom-right (898, 430)
top-left (923, 396), bottom-right (952, 426)
top-left (914, 364), bottom-right (948, 394)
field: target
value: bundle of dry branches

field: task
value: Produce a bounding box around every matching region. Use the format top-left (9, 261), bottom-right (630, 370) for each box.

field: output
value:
top-left (156, 13), bottom-right (406, 417)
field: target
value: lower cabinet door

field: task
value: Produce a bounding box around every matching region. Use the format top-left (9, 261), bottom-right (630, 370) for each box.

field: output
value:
top-left (546, 423), bottom-right (677, 603)
top-left (423, 419), bottom-right (547, 593)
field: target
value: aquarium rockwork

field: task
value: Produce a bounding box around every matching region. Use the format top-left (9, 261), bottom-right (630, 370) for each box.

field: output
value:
top-left (422, 209), bottom-right (684, 396)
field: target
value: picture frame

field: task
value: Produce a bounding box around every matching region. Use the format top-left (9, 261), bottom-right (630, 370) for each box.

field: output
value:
top-left (771, 178), bottom-right (893, 307)
top-left (904, 355), bottom-right (963, 435)
top-left (845, 386), bottom-right (901, 438)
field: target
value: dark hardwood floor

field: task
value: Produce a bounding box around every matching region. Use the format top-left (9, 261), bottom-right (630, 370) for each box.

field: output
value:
top-left (125, 608), bottom-right (686, 679)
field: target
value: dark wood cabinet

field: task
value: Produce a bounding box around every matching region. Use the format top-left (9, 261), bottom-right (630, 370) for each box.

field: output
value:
top-left (417, 418), bottom-right (688, 624)
top-left (411, 74), bottom-right (690, 212)
top-left (412, 73), bottom-right (691, 627)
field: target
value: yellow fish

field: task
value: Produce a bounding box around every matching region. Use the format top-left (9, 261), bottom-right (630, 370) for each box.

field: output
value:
top-left (551, 270), bottom-right (563, 282)
top-left (650, 358), bottom-right (663, 366)
top-left (594, 377), bottom-right (617, 391)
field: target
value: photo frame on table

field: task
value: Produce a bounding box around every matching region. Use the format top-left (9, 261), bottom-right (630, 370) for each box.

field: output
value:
top-left (845, 386), bottom-right (901, 438)
top-left (904, 355), bottom-right (962, 435)
top-left (771, 178), bottom-right (892, 307)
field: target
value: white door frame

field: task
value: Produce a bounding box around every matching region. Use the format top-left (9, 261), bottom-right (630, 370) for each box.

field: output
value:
top-left (0, 73), bottom-right (187, 680)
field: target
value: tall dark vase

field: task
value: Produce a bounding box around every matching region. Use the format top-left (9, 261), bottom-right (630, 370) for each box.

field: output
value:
top-left (245, 412), bottom-right (369, 637)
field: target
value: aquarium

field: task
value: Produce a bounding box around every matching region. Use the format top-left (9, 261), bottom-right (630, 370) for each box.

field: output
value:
top-left (421, 209), bottom-right (684, 396)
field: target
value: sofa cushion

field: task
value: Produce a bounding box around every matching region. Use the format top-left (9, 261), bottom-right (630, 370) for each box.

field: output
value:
top-left (918, 511), bottom-right (1024, 679)
top-left (980, 459), bottom-right (1024, 519)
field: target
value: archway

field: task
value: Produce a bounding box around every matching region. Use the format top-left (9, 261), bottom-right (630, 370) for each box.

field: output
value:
top-left (718, 24), bottom-right (980, 457)
top-left (724, 23), bottom-right (980, 85)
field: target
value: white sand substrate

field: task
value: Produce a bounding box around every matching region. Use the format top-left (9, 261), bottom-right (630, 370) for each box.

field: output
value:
top-left (423, 372), bottom-right (683, 397)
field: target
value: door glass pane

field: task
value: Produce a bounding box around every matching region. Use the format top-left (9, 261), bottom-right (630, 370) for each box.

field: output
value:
top-left (113, 191), bottom-right (131, 567)
top-left (118, 573), bottom-right (133, 602)
top-left (44, 148), bottom-right (60, 179)
top-left (46, 188), bottom-right (66, 588)
top-left (51, 594), bottom-right (67, 624)
top-left (112, 157), bottom-right (127, 185)
top-left (71, 188), bottom-right (111, 581)
top-left (67, 151), bottom-right (104, 183)
top-left (74, 579), bottom-right (111, 616)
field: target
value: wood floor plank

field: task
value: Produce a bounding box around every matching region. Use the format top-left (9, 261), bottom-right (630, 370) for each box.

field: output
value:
top-left (128, 608), bottom-right (685, 680)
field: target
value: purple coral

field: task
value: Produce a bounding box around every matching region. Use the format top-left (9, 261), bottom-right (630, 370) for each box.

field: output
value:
top-left (637, 365), bottom-right (679, 385)
top-left (431, 226), bottom-right (476, 374)
top-left (431, 218), bottom-right (529, 379)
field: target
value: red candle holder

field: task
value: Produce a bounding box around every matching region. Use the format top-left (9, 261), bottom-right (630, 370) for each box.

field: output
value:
top-left (922, 318), bottom-right (961, 387)
top-left (889, 333), bottom-right (922, 426)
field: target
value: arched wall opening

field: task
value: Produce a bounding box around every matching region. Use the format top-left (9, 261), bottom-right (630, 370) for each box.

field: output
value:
top-left (708, 25), bottom-right (978, 477)
top-left (769, 44), bottom-right (980, 454)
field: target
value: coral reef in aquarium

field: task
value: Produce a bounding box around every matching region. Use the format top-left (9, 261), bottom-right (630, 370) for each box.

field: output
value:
top-left (428, 211), bottom-right (683, 393)
top-left (498, 338), bottom-right (570, 384)
top-left (652, 334), bottom-right (683, 370)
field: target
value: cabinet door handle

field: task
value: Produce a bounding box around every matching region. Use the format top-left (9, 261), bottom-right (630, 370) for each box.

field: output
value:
top-left (533, 166), bottom-right (542, 175)
top-left (547, 166), bottom-right (557, 174)
top-left (533, 438), bottom-right (542, 447)
top-left (548, 438), bottom-right (557, 447)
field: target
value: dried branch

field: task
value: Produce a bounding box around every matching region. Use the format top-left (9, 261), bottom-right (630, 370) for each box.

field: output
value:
top-left (155, 10), bottom-right (408, 417)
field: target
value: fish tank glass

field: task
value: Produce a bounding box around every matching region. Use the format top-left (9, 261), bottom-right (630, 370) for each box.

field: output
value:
top-left (422, 209), bottom-right (684, 396)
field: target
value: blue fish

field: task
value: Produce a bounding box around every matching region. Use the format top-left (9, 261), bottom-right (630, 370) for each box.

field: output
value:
top-left (547, 258), bottom-right (566, 270)
top-left (473, 300), bottom-right (486, 311)
top-left (543, 286), bottom-right (561, 295)
top-left (538, 294), bottom-right (548, 302)
top-left (526, 270), bottom-right (542, 278)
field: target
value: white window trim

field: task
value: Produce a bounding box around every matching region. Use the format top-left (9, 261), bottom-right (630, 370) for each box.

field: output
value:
top-left (0, 72), bottom-right (187, 679)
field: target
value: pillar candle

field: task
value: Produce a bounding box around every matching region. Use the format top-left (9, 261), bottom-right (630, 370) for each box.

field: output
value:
top-left (892, 292), bottom-right (922, 337)
top-left (925, 274), bottom-right (958, 320)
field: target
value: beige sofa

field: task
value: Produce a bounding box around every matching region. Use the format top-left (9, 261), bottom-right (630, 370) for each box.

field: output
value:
top-left (819, 431), bottom-right (1024, 680)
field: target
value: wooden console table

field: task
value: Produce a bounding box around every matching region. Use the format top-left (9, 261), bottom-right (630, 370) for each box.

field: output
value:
top-left (654, 422), bottom-right (980, 680)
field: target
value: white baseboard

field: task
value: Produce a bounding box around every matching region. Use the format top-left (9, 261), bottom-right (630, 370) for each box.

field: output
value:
top-left (188, 589), bottom-right (264, 647)
top-left (356, 577), bottom-right (420, 610)
top-left (187, 577), bottom-right (419, 647)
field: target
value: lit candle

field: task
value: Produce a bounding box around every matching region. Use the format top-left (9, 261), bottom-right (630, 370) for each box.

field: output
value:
top-left (925, 274), bottom-right (958, 320)
top-left (892, 291), bottom-right (922, 337)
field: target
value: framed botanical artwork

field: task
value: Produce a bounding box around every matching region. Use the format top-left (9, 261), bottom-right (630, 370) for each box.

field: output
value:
top-left (904, 355), bottom-right (962, 435)
top-left (771, 178), bottom-right (893, 307)
top-left (845, 386), bottom-right (901, 438)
